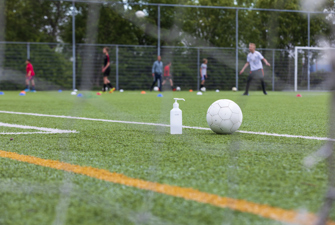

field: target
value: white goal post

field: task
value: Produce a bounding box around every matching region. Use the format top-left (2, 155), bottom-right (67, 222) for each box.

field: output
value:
top-left (294, 46), bottom-right (335, 92)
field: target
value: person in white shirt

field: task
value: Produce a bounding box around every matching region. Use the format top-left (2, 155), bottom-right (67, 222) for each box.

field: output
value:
top-left (200, 58), bottom-right (208, 89)
top-left (239, 43), bottom-right (271, 95)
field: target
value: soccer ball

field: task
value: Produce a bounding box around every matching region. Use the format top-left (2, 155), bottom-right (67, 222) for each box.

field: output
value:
top-left (216, 89), bottom-right (220, 93)
top-left (232, 87), bottom-right (237, 92)
top-left (153, 86), bottom-right (159, 91)
top-left (207, 99), bottom-right (243, 134)
top-left (176, 86), bottom-right (181, 91)
top-left (197, 91), bottom-right (203, 95)
top-left (120, 89), bottom-right (124, 92)
top-left (200, 87), bottom-right (206, 92)
top-left (135, 11), bottom-right (146, 18)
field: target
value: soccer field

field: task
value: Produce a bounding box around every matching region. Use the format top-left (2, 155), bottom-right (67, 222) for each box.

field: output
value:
top-left (0, 90), bottom-right (334, 225)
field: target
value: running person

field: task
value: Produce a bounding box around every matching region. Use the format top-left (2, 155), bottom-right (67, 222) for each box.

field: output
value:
top-left (25, 59), bottom-right (36, 92)
top-left (102, 47), bottom-right (115, 93)
top-left (150, 56), bottom-right (163, 91)
top-left (200, 59), bottom-right (208, 90)
top-left (239, 43), bottom-right (270, 95)
top-left (162, 62), bottom-right (173, 90)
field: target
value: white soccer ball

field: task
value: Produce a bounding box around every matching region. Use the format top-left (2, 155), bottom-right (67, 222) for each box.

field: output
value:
top-left (74, 89), bottom-right (78, 92)
top-left (232, 87), bottom-right (237, 92)
top-left (200, 87), bottom-right (206, 92)
top-left (120, 89), bottom-right (124, 93)
top-left (176, 86), bottom-right (181, 91)
top-left (153, 86), bottom-right (159, 91)
top-left (71, 91), bottom-right (77, 95)
top-left (135, 10), bottom-right (146, 18)
top-left (207, 99), bottom-right (243, 134)
top-left (216, 89), bottom-right (220, 93)
top-left (197, 91), bottom-right (203, 95)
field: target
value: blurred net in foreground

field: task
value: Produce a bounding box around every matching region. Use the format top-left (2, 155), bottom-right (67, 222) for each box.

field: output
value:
top-left (295, 47), bottom-right (334, 91)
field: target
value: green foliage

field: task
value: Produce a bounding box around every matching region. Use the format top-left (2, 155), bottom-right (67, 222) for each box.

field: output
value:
top-left (5, 0), bottom-right (333, 48)
top-left (5, 0), bottom-right (71, 42)
top-left (29, 44), bottom-right (73, 89)
top-left (61, 3), bottom-right (150, 45)
top-left (242, 0), bottom-right (332, 49)
top-left (1, 44), bottom-right (73, 90)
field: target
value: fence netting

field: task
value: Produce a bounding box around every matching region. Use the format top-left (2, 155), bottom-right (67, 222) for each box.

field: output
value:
top-left (0, 42), bottom-right (331, 92)
top-left (0, 43), bottom-right (72, 90)
top-left (296, 48), bottom-right (333, 91)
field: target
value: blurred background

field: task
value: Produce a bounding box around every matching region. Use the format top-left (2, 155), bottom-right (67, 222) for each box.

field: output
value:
top-left (0, 0), bottom-right (334, 91)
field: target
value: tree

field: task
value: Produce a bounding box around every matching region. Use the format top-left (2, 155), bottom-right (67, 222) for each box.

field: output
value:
top-left (5, 0), bottom-right (71, 42)
top-left (180, 0), bottom-right (238, 47)
top-left (238, 0), bottom-right (334, 49)
top-left (61, 1), bottom-right (152, 45)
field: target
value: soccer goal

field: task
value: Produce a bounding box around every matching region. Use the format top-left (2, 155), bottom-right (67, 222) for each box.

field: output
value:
top-left (294, 46), bottom-right (335, 92)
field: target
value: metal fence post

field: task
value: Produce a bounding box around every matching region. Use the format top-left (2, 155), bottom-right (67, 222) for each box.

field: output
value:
top-left (235, 9), bottom-right (239, 90)
top-left (272, 50), bottom-right (275, 91)
top-left (197, 48), bottom-right (200, 91)
top-left (116, 45), bottom-right (119, 90)
top-left (72, 0), bottom-right (76, 90)
top-left (294, 47), bottom-right (298, 92)
top-left (157, 5), bottom-right (161, 56)
top-left (27, 42), bottom-right (30, 59)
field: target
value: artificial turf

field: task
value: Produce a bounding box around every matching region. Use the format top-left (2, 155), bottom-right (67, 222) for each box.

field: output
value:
top-left (0, 90), bottom-right (333, 225)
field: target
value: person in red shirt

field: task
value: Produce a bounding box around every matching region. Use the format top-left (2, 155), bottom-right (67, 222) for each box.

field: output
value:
top-left (162, 62), bottom-right (173, 90)
top-left (25, 59), bottom-right (36, 92)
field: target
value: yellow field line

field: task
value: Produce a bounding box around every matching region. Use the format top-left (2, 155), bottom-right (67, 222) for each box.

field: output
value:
top-left (0, 150), bottom-right (333, 225)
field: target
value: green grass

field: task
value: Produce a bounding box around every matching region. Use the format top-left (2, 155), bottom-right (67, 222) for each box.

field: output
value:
top-left (0, 90), bottom-right (333, 225)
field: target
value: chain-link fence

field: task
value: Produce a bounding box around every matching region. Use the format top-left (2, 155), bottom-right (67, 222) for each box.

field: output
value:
top-left (0, 42), bottom-right (73, 90)
top-left (0, 41), bottom-right (330, 92)
top-left (295, 48), bottom-right (333, 91)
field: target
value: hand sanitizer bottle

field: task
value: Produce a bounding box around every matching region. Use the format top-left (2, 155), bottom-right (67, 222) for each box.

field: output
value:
top-left (170, 98), bottom-right (185, 134)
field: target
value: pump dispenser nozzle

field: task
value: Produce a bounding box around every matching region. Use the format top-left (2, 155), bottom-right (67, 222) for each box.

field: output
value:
top-left (173, 98), bottom-right (185, 108)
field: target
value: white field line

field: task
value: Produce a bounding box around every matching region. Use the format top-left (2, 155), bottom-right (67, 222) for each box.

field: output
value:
top-left (184, 125), bottom-right (335, 141)
top-left (237, 130), bottom-right (334, 141)
top-left (0, 122), bottom-right (78, 135)
top-left (1, 132), bottom-right (65, 135)
top-left (0, 110), bottom-right (334, 141)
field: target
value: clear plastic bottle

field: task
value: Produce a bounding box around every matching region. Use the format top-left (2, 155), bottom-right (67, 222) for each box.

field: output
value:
top-left (170, 98), bottom-right (185, 134)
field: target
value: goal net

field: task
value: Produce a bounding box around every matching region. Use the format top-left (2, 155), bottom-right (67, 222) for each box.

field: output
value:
top-left (294, 46), bottom-right (334, 91)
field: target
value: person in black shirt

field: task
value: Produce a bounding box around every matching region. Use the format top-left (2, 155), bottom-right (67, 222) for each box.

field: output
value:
top-left (102, 47), bottom-right (115, 93)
